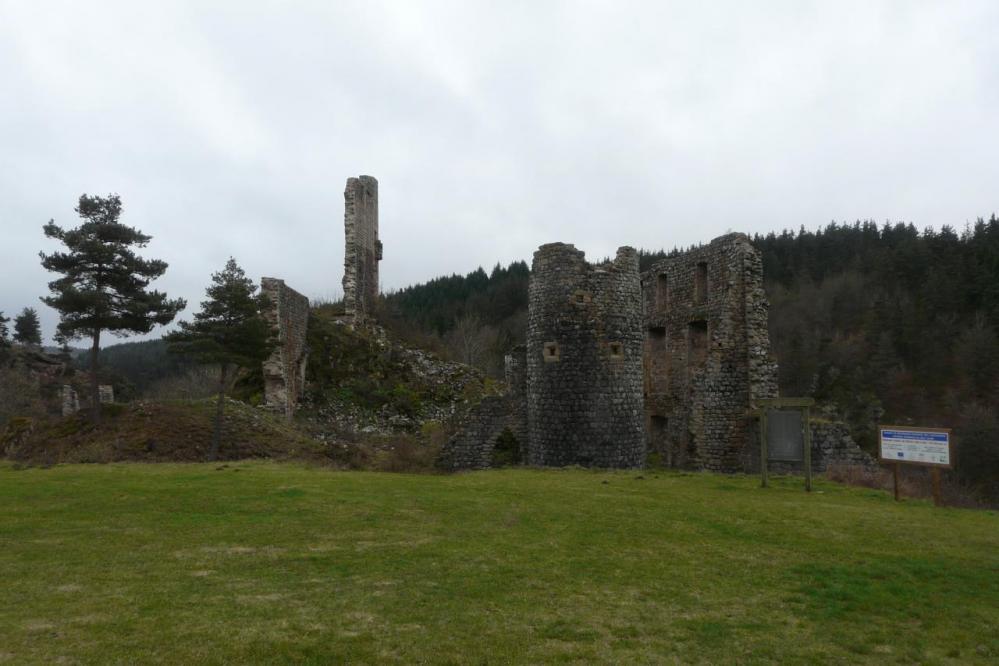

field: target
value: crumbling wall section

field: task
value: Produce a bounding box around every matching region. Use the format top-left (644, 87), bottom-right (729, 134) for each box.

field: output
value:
top-left (261, 277), bottom-right (310, 418)
top-left (342, 175), bottom-right (381, 322)
top-left (437, 345), bottom-right (527, 472)
top-left (642, 233), bottom-right (779, 472)
top-left (61, 384), bottom-right (114, 416)
top-left (437, 396), bottom-right (521, 471)
top-left (526, 244), bottom-right (645, 468)
top-left (61, 385), bottom-right (79, 416)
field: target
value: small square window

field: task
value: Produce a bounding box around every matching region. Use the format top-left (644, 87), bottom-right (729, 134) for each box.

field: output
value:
top-left (608, 342), bottom-right (624, 359)
top-left (543, 341), bottom-right (561, 362)
top-left (571, 290), bottom-right (591, 306)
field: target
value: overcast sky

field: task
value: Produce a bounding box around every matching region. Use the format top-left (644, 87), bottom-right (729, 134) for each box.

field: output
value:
top-left (2, 0), bottom-right (997, 343)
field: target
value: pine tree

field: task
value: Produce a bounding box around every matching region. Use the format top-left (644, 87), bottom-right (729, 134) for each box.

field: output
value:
top-left (0, 311), bottom-right (9, 348)
top-left (165, 258), bottom-right (274, 460)
top-left (39, 193), bottom-right (186, 423)
top-left (13, 307), bottom-right (42, 346)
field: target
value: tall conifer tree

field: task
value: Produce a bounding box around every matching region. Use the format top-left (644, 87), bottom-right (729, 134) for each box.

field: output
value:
top-left (40, 193), bottom-right (185, 422)
top-left (165, 259), bottom-right (274, 460)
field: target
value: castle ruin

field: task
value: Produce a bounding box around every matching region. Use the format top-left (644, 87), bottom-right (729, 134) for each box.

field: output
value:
top-left (342, 175), bottom-right (382, 322)
top-left (251, 175), bottom-right (868, 473)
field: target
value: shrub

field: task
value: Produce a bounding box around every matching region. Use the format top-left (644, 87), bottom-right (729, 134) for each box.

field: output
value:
top-left (955, 403), bottom-right (999, 500)
top-left (491, 428), bottom-right (521, 467)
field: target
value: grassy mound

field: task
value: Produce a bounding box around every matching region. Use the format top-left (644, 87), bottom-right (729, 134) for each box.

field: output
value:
top-left (306, 307), bottom-right (495, 420)
top-left (1, 464), bottom-right (996, 663)
top-left (3, 400), bottom-right (328, 464)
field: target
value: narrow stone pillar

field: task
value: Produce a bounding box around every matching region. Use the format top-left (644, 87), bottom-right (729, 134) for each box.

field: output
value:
top-left (342, 176), bottom-right (381, 323)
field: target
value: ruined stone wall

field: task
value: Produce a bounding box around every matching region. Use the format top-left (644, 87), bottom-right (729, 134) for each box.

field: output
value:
top-left (61, 384), bottom-right (113, 416)
top-left (342, 175), bottom-right (382, 322)
top-left (437, 396), bottom-right (523, 471)
top-left (526, 244), bottom-right (645, 468)
top-left (261, 277), bottom-right (310, 418)
top-left (642, 233), bottom-right (778, 472)
top-left (61, 385), bottom-right (79, 416)
top-left (437, 345), bottom-right (527, 471)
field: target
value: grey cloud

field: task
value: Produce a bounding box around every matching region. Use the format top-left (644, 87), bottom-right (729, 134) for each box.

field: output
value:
top-left (1, 0), bottom-right (997, 341)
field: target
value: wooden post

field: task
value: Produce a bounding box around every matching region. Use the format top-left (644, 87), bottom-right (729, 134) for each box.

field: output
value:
top-left (760, 410), bottom-right (768, 488)
top-left (931, 468), bottom-right (942, 507)
top-left (893, 462), bottom-right (900, 501)
top-left (803, 406), bottom-right (812, 492)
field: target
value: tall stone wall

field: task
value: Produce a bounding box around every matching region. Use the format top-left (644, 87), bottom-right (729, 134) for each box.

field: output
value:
top-left (342, 175), bottom-right (382, 322)
top-left (642, 233), bottom-right (778, 472)
top-left (526, 244), bottom-right (645, 467)
top-left (261, 277), bottom-right (310, 418)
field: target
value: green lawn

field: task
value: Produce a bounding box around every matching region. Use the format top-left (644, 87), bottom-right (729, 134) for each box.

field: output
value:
top-left (1, 463), bottom-right (997, 664)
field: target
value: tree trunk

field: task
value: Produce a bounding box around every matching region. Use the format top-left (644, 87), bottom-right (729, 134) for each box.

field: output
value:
top-left (90, 329), bottom-right (101, 425)
top-left (210, 363), bottom-right (228, 461)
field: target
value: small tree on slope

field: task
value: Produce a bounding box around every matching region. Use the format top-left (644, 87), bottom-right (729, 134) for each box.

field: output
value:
top-left (165, 258), bottom-right (274, 461)
top-left (40, 194), bottom-right (185, 423)
top-left (13, 307), bottom-right (42, 346)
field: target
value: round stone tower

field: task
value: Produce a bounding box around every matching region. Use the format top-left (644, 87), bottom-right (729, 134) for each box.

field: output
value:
top-left (526, 243), bottom-right (645, 467)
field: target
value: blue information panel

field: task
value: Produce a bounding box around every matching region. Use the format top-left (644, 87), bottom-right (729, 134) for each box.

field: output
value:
top-left (879, 426), bottom-right (951, 467)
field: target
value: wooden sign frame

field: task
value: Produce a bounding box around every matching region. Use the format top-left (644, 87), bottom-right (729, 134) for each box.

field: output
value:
top-left (878, 425), bottom-right (953, 505)
top-left (755, 397), bottom-right (815, 492)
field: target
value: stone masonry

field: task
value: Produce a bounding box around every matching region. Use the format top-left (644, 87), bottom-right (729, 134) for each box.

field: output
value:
top-left (642, 233), bottom-right (779, 472)
top-left (342, 175), bottom-right (382, 322)
top-left (526, 244), bottom-right (645, 467)
top-left (261, 277), bottom-right (310, 418)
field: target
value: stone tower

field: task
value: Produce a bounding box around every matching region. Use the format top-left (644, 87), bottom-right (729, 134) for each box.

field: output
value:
top-left (641, 233), bottom-right (778, 471)
top-left (342, 175), bottom-right (382, 321)
top-left (526, 244), bottom-right (645, 467)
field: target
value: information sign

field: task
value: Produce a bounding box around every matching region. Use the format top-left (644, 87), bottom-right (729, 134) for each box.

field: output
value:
top-left (878, 426), bottom-right (952, 468)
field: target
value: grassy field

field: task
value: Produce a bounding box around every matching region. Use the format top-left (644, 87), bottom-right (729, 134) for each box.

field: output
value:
top-left (1, 463), bottom-right (997, 664)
